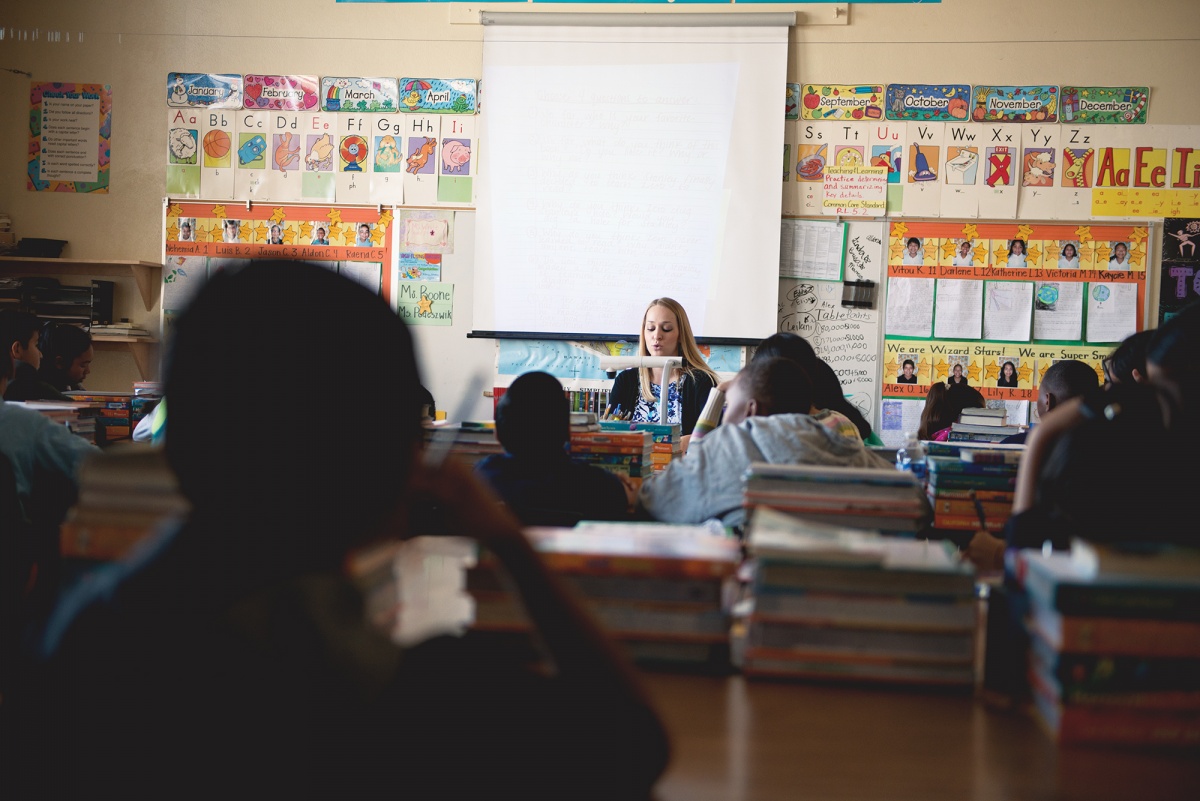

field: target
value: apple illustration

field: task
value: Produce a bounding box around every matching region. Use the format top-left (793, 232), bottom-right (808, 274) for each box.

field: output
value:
top-left (851, 108), bottom-right (863, 120)
top-left (803, 92), bottom-right (821, 110)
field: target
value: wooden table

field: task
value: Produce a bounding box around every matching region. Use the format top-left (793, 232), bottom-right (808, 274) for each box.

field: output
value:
top-left (641, 672), bottom-right (1200, 801)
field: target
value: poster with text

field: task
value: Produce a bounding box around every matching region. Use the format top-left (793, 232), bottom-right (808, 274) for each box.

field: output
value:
top-left (29, 82), bottom-right (111, 193)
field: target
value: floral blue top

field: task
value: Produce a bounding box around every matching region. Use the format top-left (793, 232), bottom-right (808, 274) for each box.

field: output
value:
top-left (633, 381), bottom-right (681, 425)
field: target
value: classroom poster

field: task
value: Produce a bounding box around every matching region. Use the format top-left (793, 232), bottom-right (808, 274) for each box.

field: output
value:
top-left (167, 73), bottom-right (243, 109)
top-left (438, 115), bottom-right (476, 204)
top-left (371, 113), bottom-right (407, 205)
top-left (29, 82), bottom-right (112, 193)
top-left (162, 202), bottom-right (398, 313)
top-left (1158, 217), bottom-right (1200, 324)
top-left (166, 108), bottom-right (201, 197)
top-left (883, 220), bottom-right (1147, 406)
top-left (402, 115), bottom-right (441, 205)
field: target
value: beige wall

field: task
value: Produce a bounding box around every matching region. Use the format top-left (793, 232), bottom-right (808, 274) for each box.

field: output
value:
top-left (0, 0), bottom-right (1197, 392)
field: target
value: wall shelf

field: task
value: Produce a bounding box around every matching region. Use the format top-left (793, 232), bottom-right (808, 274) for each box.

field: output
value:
top-left (91, 337), bottom-right (159, 380)
top-left (0, 257), bottom-right (162, 311)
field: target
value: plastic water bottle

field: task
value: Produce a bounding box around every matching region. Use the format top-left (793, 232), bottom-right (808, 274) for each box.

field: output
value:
top-left (896, 431), bottom-right (927, 481)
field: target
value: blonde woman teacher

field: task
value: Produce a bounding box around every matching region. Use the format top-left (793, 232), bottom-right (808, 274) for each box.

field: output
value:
top-left (607, 298), bottom-right (719, 439)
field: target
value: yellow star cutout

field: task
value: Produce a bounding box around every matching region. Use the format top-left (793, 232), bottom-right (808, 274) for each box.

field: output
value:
top-left (252, 223), bottom-right (269, 242)
top-left (166, 222), bottom-right (179, 241)
top-left (891, 222), bottom-right (909, 240)
top-left (923, 241), bottom-right (937, 261)
top-left (884, 356), bottom-right (898, 376)
top-left (327, 209), bottom-right (343, 225)
top-left (1018, 363), bottom-right (1033, 382)
top-left (238, 222), bottom-right (251, 240)
top-left (196, 224), bottom-right (210, 242)
top-left (327, 223), bottom-right (343, 243)
top-left (270, 208), bottom-right (287, 225)
top-left (993, 243), bottom-right (1009, 265)
top-left (889, 237), bottom-right (905, 261)
top-left (167, 204), bottom-right (182, 219)
top-left (1027, 243), bottom-right (1042, 268)
top-left (378, 210), bottom-right (394, 228)
top-left (369, 226), bottom-right (385, 246)
top-left (299, 221), bottom-right (313, 240)
top-left (1092, 363), bottom-right (1105, 383)
top-left (967, 362), bottom-right (982, 381)
top-left (934, 358), bottom-right (948, 379)
top-left (961, 224), bottom-right (979, 241)
top-left (973, 243), bottom-right (989, 264)
top-left (1129, 227), bottom-right (1148, 245)
top-left (1078, 242), bottom-right (1095, 263)
top-left (984, 362), bottom-right (1000, 380)
top-left (212, 205), bottom-right (227, 219)
top-left (1017, 224), bottom-right (1035, 240)
top-left (940, 240), bottom-right (959, 261)
top-left (282, 227), bottom-right (297, 245)
top-left (1094, 242), bottom-right (1111, 263)
top-left (1075, 226), bottom-right (1093, 243)
top-left (1038, 362), bottom-right (1050, 382)
top-left (417, 294), bottom-right (434, 315)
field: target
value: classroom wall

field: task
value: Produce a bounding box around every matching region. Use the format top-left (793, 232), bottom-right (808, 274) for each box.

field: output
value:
top-left (1, 0), bottom-right (1197, 409)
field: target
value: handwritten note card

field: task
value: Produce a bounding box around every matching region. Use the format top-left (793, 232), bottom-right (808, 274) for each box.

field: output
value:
top-left (780, 219), bottom-right (845, 281)
top-left (822, 165), bottom-right (888, 217)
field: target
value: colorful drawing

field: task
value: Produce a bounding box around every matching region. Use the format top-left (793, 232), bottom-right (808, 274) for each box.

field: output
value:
top-left (166, 73), bottom-right (243, 109)
top-left (398, 78), bottom-right (477, 114)
top-left (237, 134), bottom-right (267, 167)
top-left (243, 75), bottom-right (319, 111)
top-left (985, 147), bottom-right (1014, 187)
top-left (944, 147), bottom-right (979, 185)
top-left (972, 86), bottom-right (1058, 123)
top-left (1061, 148), bottom-right (1094, 188)
top-left (441, 138), bottom-right (471, 173)
top-left (406, 137), bottom-right (437, 174)
top-left (799, 84), bottom-right (885, 121)
top-left (169, 128), bottom-right (198, 164)
top-left (870, 145), bottom-right (902, 184)
top-left (339, 135), bottom-right (368, 172)
top-left (203, 129), bottom-right (232, 167)
top-left (785, 83), bottom-right (800, 120)
top-left (1022, 148), bottom-right (1056, 187)
top-left (273, 133), bottom-right (300, 172)
top-left (305, 134), bottom-right (334, 171)
top-left (834, 146), bottom-right (864, 167)
top-left (885, 84), bottom-right (971, 121)
top-left (908, 144), bottom-right (939, 182)
top-left (375, 135), bottom-right (404, 172)
top-left (320, 77), bottom-right (399, 113)
top-left (398, 252), bottom-right (442, 281)
top-left (1061, 86), bottom-right (1149, 124)
top-left (796, 144), bottom-right (827, 181)
top-left (1164, 219), bottom-right (1200, 261)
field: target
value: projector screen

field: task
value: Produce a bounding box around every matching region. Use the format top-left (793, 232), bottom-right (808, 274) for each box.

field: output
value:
top-left (474, 21), bottom-right (789, 341)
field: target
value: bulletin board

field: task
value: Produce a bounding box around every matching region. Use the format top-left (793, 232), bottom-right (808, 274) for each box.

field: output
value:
top-left (876, 219), bottom-right (1148, 445)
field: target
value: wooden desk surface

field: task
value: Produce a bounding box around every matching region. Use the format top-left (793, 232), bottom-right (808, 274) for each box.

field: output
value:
top-left (641, 672), bottom-right (1200, 801)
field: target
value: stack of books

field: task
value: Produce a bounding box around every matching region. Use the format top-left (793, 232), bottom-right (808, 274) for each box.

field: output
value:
top-left (924, 444), bottom-right (1022, 532)
top-left (743, 463), bottom-right (927, 533)
top-left (469, 521), bottom-right (741, 667)
top-left (422, 421), bottom-right (504, 467)
top-left (568, 410), bottom-right (600, 432)
top-left (17, 400), bottom-right (101, 444)
top-left (89, 322), bottom-right (153, 339)
top-left (733, 507), bottom-right (978, 685)
top-left (948, 408), bottom-right (1022, 443)
top-left (1016, 544), bottom-right (1200, 747)
top-left (65, 391), bottom-right (133, 442)
top-left (60, 447), bottom-right (189, 560)
top-left (599, 421), bottom-right (682, 473)
top-left (570, 429), bottom-right (653, 487)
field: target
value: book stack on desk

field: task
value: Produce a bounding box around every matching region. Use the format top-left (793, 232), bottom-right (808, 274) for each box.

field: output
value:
top-left (733, 507), bottom-right (978, 686)
top-left (60, 447), bottom-right (189, 560)
top-left (1016, 545), bottom-right (1200, 748)
top-left (599, 421), bottom-right (683, 473)
top-left (569, 429), bottom-right (653, 487)
top-left (65, 391), bottom-right (133, 442)
top-left (947, 408), bottom-right (1022, 443)
top-left (14, 400), bottom-right (100, 444)
top-left (743, 463), bottom-right (927, 533)
top-left (469, 521), bottom-right (740, 667)
top-left (423, 422), bottom-right (504, 467)
top-left (924, 445), bottom-right (1021, 532)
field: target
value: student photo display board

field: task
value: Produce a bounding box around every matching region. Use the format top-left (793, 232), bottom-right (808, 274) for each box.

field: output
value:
top-left (879, 219), bottom-right (1147, 446)
top-left (162, 201), bottom-right (396, 322)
